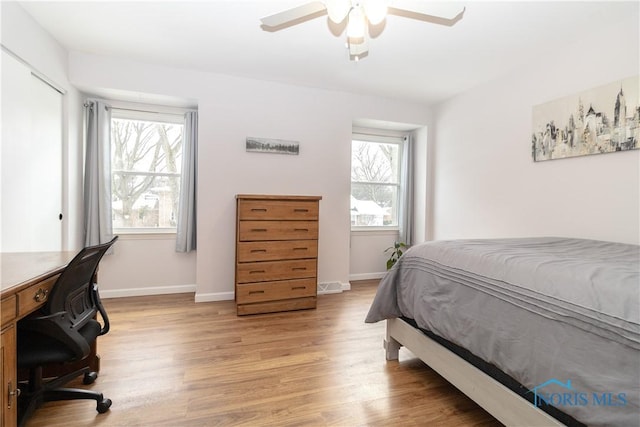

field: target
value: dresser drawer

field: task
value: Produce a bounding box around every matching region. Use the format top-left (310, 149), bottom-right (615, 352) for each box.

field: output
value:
top-left (238, 240), bottom-right (318, 262)
top-left (17, 274), bottom-right (58, 317)
top-left (238, 199), bottom-right (318, 220)
top-left (237, 259), bottom-right (317, 283)
top-left (236, 278), bottom-right (316, 304)
top-left (238, 221), bottom-right (318, 241)
top-left (1, 295), bottom-right (17, 326)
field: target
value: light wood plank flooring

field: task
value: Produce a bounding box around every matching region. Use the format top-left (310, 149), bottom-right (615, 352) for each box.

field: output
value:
top-left (25, 280), bottom-right (500, 426)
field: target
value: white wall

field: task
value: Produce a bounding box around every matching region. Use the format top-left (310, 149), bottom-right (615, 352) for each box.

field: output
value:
top-left (97, 236), bottom-right (196, 298)
top-left (431, 11), bottom-right (640, 245)
top-left (1, 2), bottom-right (84, 252)
top-left (68, 52), bottom-right (432, 299)
top-left (412, 125), bottom-right (430, 243)
top-left (349, 230), bottom-right (398, 280)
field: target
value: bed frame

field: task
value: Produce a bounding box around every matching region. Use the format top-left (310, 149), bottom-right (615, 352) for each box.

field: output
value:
top-left (384, 317), bottom-right (565, 426)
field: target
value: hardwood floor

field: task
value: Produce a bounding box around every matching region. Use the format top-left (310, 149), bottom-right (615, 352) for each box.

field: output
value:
top-left (25, 281), bottom-right (500, 426)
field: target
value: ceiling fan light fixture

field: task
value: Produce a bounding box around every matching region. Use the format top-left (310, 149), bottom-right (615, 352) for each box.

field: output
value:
top-left (348, 35), bottom-right (365, 45)
top-left (348, 35), bottom-right (368, 61)
top-left (346, 6), bottom-right (366, 39)
top-left (325, 0), bottom-right (351, 23)
top-left (261, 1), bottom-right (466, 61)
top-left (362, 0), bottom-right (388, 25)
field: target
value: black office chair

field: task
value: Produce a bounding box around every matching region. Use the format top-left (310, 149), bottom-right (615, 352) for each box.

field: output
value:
top-left (16, 236), bottom-right (118, 426)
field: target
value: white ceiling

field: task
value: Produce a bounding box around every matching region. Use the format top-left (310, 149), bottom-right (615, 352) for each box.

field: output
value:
top-left (18, 1), bottom-right (637, 106)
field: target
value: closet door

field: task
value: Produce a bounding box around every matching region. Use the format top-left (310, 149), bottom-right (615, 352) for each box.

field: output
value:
top-left (1, 51), bottom-right (62, 252)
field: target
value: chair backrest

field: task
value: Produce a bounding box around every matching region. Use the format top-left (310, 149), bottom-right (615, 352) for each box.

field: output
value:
top-left (44, 237), bottom-right (118, 331)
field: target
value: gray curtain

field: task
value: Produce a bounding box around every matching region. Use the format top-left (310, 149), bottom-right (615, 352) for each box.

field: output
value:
top-left (399, 134), bottom-right (414, 245)
top-left (176, 111), bottom-right (198, 252)
top-left (83, 100), bottom-right (113, 247)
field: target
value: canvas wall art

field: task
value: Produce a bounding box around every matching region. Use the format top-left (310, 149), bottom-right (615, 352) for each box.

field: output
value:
top-left (246, 137), bottom-right (299, 155)
top-left (532, 76), bottom-right (639, 162)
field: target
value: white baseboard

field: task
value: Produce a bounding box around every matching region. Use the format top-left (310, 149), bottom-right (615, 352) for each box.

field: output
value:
top-left (194, 291), bottom-right (235, 302)
top-left (101, 284), bottom-right (196, 299)
top-left (101, 281), bottom-right (354, 302)
top-left (349, 272), bottom-right (386, 281)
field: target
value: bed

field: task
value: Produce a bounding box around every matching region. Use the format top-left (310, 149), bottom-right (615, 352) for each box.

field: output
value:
top-left (365, 237), bottom-right (639, 426)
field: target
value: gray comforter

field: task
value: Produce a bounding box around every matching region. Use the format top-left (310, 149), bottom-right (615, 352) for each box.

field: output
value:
top-left (365, 237), bottom-right (639, 426)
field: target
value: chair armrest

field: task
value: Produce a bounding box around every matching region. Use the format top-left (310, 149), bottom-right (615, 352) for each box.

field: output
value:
top-left (92, 283), bottom-right (110, 335)
top-left (19, 311), bottom-right (91, 359)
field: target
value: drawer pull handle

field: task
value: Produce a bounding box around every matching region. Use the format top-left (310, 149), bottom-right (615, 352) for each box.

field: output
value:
top-left (292, 267), bottom-right (307, 271)
top-left (294, 228), bottom-right (309, 232)
top-left (250, 249), bottom-right (267, 253)
top-left (293, 209), bottom-right (309, 212)
top-left (249, 290), bottom-right (265, 295)
top-left (293, 247), bottom-right (308, 251)
top-left (251, 228), bottom-right (268, 232)
top-left (251, 208), bottom-right (267, 212)
top-left (34, 288), bottom-right (49, 303)
top-left (291, 286), bottom-right (306, 290)
top-left (249, 270), bottom-right (266, 274)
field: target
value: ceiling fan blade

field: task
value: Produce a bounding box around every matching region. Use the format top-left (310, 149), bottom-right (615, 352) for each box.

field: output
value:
top-left (261, 1), bottom-right (327, 30)
top-left (388, 2), bottom-right (465, 27)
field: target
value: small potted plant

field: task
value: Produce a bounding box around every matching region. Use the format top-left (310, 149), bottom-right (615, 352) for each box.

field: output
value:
top-left (384, 241), bottom-right (407, 270)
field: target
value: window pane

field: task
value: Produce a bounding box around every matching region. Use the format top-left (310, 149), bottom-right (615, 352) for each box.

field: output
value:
top-left (111, 118), bottom-right (183, 174)
top-left (111, 115), bottom-right (184, 230)
top-left (112, 173), bottom-right (180, 228)
top-left (350, 183), bottom-right (398, 226)
top-left (350, 137), bottom-right (402, 228)
top-left (351, 140), bottom-right (400, 184)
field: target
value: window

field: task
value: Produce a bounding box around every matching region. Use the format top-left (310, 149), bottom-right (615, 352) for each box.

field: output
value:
top-left (351, 134), bottom-right (403, 228)
top-left (110, 109), bottom-right (184, 232)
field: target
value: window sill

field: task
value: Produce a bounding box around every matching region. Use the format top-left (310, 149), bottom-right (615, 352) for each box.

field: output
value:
top-left (113, 229), bottom-right (176, 241)
top-left (350, 228), bottom-right (400, 235)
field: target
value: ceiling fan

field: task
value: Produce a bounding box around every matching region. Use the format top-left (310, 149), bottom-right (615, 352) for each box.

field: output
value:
top-left (260, 0), bottom-right (466, 61)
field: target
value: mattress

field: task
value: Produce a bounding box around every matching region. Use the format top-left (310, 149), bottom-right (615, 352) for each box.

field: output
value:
top-left (365, 237), bottom-right (640, 426)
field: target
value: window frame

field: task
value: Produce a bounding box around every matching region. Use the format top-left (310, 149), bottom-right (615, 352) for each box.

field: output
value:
top-left (110, 106), bottom-right (186, 235)
top-left (350, 131), bottom-right (405, 231)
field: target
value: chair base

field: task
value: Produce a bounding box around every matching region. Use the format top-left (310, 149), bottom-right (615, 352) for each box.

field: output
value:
top-left (18, 366), bottom-right (111, 427)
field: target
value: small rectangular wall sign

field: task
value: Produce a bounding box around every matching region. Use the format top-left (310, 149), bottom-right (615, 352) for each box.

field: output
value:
top-left (246, 137), bottom-right (299, 155)
top-left (532, 75), bottom-right (639, 161)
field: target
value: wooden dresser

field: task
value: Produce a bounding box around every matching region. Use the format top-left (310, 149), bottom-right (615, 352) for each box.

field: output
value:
top-left (235, 194), bottom-right (322, 315)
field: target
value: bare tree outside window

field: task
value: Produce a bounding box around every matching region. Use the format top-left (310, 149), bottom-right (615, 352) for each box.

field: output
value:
top-left (351, 139), bottom-right (401, 227)
top-left (111, 117), bottom-right (183, 229)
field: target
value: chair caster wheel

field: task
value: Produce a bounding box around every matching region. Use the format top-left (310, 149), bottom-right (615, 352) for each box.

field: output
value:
top-left (83, 372), bottom-right (98, 384)
top-left (97, 398), bottom-right (112, 413)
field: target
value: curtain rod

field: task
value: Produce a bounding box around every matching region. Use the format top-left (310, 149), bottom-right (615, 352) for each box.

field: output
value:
top-left (85, 97), bottom-right (197, 114)
top-left (352, 127), bottom-right (410, 139)
top-left (352, 132), bottom-right (407, 143)
top-left (112, 106), bottom-right (185, 116)
top-left (353, 130), bottom-right (407, 137)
